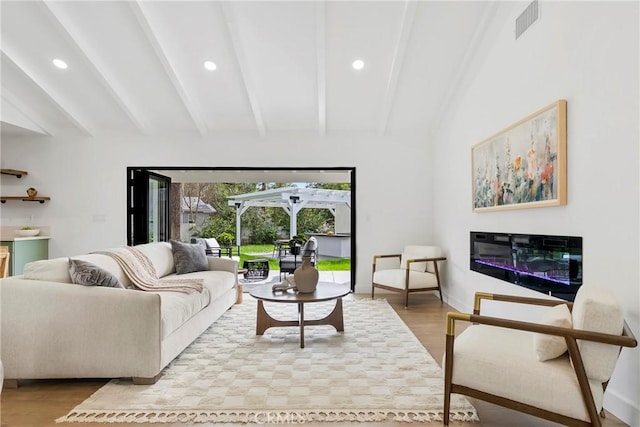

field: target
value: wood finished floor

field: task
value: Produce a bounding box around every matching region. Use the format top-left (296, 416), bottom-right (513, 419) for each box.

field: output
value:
top-left (0, 293), bottom-right (628, 427)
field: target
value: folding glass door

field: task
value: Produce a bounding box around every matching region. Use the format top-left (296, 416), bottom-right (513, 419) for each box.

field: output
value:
top-left (128, 168), bottom-right (171, 246)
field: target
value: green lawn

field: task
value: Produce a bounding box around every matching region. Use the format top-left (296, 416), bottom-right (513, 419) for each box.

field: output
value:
top-left (239, 244), bottom-right (351, 271)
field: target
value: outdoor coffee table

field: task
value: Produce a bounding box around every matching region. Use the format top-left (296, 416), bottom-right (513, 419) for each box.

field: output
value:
top-left (249, 282), bottom-right (350, 348)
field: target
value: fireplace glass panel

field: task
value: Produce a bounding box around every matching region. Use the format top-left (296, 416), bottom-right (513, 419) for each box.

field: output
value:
top-left (470, 232), bottom-right (582, 300)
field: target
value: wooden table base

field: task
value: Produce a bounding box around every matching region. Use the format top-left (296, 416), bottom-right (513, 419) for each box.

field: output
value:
top-left (255, 299), bottom-right (344, 348)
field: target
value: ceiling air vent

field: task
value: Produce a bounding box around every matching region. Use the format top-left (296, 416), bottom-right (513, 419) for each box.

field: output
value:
top-left (515, 0), bottom-right (539, 39)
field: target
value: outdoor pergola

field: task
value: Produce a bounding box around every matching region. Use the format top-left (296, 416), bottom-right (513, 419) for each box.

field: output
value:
top-left (227, 187), bottom-right (351, 244)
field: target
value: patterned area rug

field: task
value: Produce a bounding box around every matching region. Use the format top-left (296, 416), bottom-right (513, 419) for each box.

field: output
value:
top-left (57, 299), bottom-right (478, 424)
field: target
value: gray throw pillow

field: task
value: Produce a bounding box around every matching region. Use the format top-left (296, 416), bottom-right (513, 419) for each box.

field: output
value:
top-left (171, 240), bottom-right (209, 274)
top-left (68, 258), bottom-right (124, 288)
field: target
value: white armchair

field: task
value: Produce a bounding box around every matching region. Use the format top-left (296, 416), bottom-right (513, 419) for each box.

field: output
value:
top-left (371, 245), bottom-right (446, 308)
top-left (443, 285), bottom-right (637, 427)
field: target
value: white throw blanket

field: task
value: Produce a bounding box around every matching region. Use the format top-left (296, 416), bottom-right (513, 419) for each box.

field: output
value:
top-left (98, 247), bottom-right (203, 294)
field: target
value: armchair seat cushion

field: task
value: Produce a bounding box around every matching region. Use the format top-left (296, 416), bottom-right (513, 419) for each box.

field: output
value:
top-left (373, 269), bottom-right (438, 289)
top-left (449, 324), bottom-right (603, 422)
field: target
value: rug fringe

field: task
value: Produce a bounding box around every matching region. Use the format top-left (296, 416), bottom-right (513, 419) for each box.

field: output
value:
top-left (56, 409), bottom-right (479, 424)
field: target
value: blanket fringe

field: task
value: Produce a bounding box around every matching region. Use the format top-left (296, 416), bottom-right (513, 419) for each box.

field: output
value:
top-left (56, 409), bottom-right (479, 424)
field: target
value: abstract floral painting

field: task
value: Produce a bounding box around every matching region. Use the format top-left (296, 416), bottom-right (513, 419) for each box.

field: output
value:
top-left (472, 100), bottom-right (567, 212)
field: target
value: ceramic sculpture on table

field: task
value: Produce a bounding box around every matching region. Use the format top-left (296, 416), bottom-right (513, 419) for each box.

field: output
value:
top-left (293, 256), bottom-right (319, 293)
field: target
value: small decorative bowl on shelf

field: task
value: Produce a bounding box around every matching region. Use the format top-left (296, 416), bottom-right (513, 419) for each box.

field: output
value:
top-left (26, 187), bottom-right (38, 199)
top-left (16, 227), bottom-right (40, 237)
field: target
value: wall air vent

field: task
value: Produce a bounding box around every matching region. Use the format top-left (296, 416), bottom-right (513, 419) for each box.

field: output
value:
top-left (515, 0), bottom-right (539, 39)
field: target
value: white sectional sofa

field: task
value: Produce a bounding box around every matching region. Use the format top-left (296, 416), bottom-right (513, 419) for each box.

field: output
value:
top-left (0, 242), bottom-right (238, 386)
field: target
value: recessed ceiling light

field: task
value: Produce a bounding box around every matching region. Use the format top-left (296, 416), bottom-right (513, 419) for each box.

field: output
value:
top-left (352, 59), bottom-right (365, 70)
top-left (204, 61), bottom-right (217, 71)
top-left (52, 58), bottom-right (68, 69)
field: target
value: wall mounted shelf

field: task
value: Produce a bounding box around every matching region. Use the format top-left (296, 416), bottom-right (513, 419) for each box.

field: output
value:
top-left (0, 196), bottom-right (50, 204)
top-left (0, 169), bottom-right (29, 178)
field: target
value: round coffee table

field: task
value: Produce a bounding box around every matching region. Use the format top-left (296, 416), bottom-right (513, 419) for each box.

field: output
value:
top-left (249, 282), bottom-right (350, 348)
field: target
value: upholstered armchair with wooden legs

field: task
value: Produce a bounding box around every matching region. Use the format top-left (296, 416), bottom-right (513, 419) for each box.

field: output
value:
top-left (443, 286), bottom-right (637, 427)
top-left (372, 245), bottom-right (446, 308)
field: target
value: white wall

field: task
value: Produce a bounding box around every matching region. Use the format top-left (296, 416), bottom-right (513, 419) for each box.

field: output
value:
top-left (0, 130), bottom-right (433, 293)
top-left (432, 2), bottom-right (639, 423)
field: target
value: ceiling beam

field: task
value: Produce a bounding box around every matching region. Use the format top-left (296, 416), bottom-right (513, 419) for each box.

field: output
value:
top-left (2, 88), bottom-right (54, 135)
top-left (128, 1), bottom-right (208, 136)
top-left (432, 2), bottom-right (499, 136)
top-left (377, 0), bottom-right (418, 136)
top-left (220, 3), bottom-right (267, 137)
top-left (316, 1), bottom-right (326, 136)
top-left (0, 47), bottom-right (94, 136)
top-left (40, 1), bottom-right (149, 134)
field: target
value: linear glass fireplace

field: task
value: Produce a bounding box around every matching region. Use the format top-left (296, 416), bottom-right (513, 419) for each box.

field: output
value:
top-left (470, 232), bottom-right (582, 300)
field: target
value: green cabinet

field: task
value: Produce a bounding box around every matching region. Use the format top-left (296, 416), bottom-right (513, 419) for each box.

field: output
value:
top-left (0, 239), bottom-right (49, 276)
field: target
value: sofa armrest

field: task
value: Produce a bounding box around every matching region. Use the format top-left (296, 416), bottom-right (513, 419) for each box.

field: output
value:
top-left (1, 277), bottom-right (162, 380)
top-left (207, 256), bottom-right (238, 274)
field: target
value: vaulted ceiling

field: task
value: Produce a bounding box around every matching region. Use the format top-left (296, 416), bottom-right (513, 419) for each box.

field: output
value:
top-left (1, 1), bottom-right (495, 138)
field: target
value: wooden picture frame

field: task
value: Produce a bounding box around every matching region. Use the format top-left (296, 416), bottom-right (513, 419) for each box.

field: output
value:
top-left (472, 100), bottom-right (567, 212)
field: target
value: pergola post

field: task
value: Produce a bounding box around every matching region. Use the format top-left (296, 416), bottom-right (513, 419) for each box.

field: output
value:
top-left (234, 202), bottom-right (241, 246)
top-left (289, 196), bottom-right (299, 237)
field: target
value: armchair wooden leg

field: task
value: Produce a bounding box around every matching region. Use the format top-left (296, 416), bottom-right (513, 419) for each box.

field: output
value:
top-left (371, 285), bottom-right (375, 300)
top-left (443, 335), bottom-right (454, 426)
top-left (404, 290), bottom-right (409, 309)
top-left (434, 261), bottom-right (444, 303)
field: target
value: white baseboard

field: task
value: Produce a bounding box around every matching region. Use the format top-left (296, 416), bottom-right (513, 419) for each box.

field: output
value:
top-left (443, 292), bottom-right (471, 313)
top-left (604, 387), bottom-right (640, 426)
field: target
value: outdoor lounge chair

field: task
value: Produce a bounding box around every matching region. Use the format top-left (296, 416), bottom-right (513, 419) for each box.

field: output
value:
top-left (190, 237), bottom-right (239, 258)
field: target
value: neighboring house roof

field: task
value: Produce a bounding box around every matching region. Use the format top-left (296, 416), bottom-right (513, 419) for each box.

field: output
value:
top-left (181, 197), bottom-right (216, 214)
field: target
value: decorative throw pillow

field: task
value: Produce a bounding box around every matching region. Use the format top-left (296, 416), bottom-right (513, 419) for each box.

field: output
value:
top-left (534, 303), bottom-right (573, 361)
top-left (170, 240), bottom-right (209, 274)
top-left (68, 258), bottom-right (124, 288)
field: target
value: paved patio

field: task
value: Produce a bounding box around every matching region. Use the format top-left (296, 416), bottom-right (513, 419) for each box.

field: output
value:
top-left (239, 269), bottom-right (351, 292)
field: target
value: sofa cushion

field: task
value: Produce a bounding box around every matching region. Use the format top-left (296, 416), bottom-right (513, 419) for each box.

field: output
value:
top-left (534, 304), bottom-right (572, 361)
top-left (23, 254), bottom-right (131, 287)
top-left (73, 253), bottom-right (132, 288)
top-left (159, 270), bottom-right (236, 338)
top-left (134, 242), bottom-right (175, 277)
top-left (170, 240), bottom-right (209, 274)
top-left (571, 285), bottom-right (624, 382)
top-left (23, 257), bottom-right (72, 283)
top-left (69, 258), bottom-right (124, 288)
